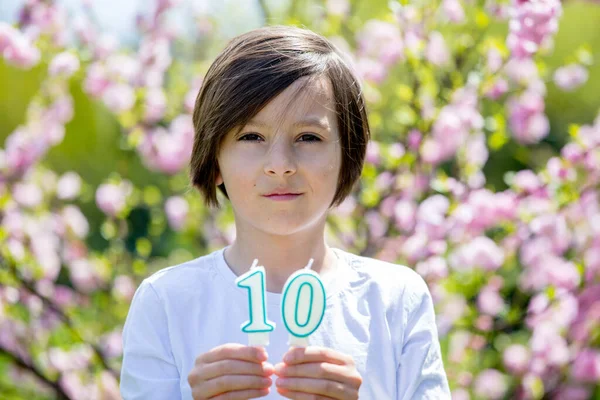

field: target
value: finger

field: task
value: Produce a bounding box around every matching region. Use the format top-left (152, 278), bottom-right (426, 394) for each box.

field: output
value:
top-left (198, 360), bottom-right (274, 381)
top-left (275, 377), bottom-right (355, 399)
top-left (276, 388), bottom-right (336, 400)
top-left (283, 346), bottom-right (353, 366)
top-left (202, 374), bottom-right (272, 397)
top-left (198, 344), bottom-right (268, 364)
top-left (275, 362), bottom-right (360, 388)
top-left (208, 388), bottom-right (270, 399)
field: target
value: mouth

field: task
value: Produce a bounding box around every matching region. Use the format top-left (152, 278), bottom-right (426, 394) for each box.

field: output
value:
top-left (263, 193), bottom-right (303, 201)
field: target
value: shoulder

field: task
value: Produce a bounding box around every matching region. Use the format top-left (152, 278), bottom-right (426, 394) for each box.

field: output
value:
top-left (337, 249), bottom-right (429, 299)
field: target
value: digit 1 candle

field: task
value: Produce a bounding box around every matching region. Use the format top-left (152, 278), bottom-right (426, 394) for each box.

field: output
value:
top-left (281, 259), bottom-right (326, 347)
top-left (235, 259), bottom-right (275, 347)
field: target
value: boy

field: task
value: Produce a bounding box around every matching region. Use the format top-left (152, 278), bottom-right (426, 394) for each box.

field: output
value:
top-left (120, 25), bottom-right (450, 399)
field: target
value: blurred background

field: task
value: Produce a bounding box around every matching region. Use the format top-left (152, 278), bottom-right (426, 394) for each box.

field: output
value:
top-left (1, 0), bottom-right (600, 399)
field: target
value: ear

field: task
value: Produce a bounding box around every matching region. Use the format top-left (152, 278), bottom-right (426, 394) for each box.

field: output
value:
top-left (215, 171), bottom-right (223, 186)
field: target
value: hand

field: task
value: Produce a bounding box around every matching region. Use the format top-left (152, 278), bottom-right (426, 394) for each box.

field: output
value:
top-left (274, 346), bottom-right (362, 400)
top-left (188, 343), bottom-right (274, 399)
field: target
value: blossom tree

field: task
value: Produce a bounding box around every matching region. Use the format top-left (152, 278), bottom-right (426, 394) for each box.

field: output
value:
top-left (0, 0), bottom-right (599, 398)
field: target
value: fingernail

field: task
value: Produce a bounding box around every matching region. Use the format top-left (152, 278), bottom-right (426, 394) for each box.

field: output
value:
top-left (274, 363), bottom-right (284, 375)
top-left (262, 362), bottom-right (275, 375)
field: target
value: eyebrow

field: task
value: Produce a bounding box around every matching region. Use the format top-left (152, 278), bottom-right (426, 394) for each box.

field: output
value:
top-left (246, 117), bottom-right (330, 131)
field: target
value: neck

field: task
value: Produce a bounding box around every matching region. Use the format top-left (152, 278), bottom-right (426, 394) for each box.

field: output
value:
top-left (223, 222), bottom-right (337, 293)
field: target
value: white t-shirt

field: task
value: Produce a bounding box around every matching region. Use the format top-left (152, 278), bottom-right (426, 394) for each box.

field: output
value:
top-left (120, 246), bottom-right (451, 399)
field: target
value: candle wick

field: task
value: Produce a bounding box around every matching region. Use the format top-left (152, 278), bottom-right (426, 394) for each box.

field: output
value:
top-left (250, 259), bottom-right (259, 270)
top-left (305, 258), bottom-right (314, 270)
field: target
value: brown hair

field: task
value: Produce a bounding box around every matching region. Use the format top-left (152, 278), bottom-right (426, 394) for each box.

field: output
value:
top-left (190, 25), bottom-right (370, 208)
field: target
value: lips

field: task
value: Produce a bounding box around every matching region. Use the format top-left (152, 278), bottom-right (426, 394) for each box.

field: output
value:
top-left (264, 190), bottom-right (301, 197)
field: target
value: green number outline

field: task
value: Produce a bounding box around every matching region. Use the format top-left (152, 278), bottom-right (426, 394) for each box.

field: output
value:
top-left (237, 269), bottom-right (275, 333)
top-left (282, 273), bottom-right (326, 338)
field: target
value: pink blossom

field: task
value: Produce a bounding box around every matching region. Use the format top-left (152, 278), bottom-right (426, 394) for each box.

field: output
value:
top-left (0, 22), bottom-right (41, 69)
top-left (547, 156), bottom-right (576, 182)
top-left (561, 142), bottom-right (584, 163)
top-left (4, 127), bottom-right (49, 176)
top-left (138, 36), bottom-right (172, 72)
top-left (100, 331), bottom-right (123, 358)
top-left (503, 344), bottom-right (530, 374)
top-left (571, 348), bottom-right (600, 383)
top-left (552, 385), bottom-right (591, 400)
top-left (553, 64), bottom-right (588, 91)
top-left (425, 31), bottom-right (450, 67)
top-left (401, 233), bottom-right (429, 263)
top-left (357, 20), bottom-right (404, 66)
top-left (477, 286), bottom-right (506, 316)
top-left (137, 116), bottom-right (194, 175)
top-left (48, 52), bottom-right (80, 77)
top-left (105, 54), bottom-right (140, 82)
top-left (484, 78), bottom-right (509, 100)
top-left (62, 205), bottom-right (89, 239)
top-left (68, 259), bottom-right (100, 293)
top-left (473, 369), bottom-right (508, 400)
top-left (366, 141), bottom-right (380, 164)
top-left (57, 172), bottom-right (81, 200)
top-left (570, 284), bottom-right (600, 342)
top-left (530, 325), bottom-right (569, 367)
top-left (143, 87), bottom-right (167, 123)
top-left (451, 389), bottom-right (470, 400)
top-left (102, 83), bottom-right (136, 113)
top-left (94, 370), bottom-right (122, 399)
top-left (508, 91), bottom-right (549, 144)
top-left (112, 275), bottom-right (136, 301)
top-left (584, 246), bottom-right (600, 282)
top-left (407, 129), bottom-right (422, 150)
top-left (486, 47), bottom-right (504, 73)
top-left (450, 236), bottom-right (505, 272)
top-left (513, 170), bottom-right (543, 193)
top-left (449, 330), bottom-right (470, 363)
top-left (95, 181), bottom-right (132, 217)
top-left (416, 256), bottom-right (448, 280)
top-left (442, 0), bottom-right (466, 23)
top-left (507, 0), bottom-right (562, 59)
top-left (354, 57), bottom-right (387, 84)
top-left (84, 63), bottom-right (110, 97)
top-left (393, 199), bottom-right (416, 232)
top-left (12, 182), bottom-right (43, 208)
top-left (529, 214), bottom-right (572, 255)
top-left (504, 58), bottom-right (542, 87)
top-left (165, 196), bottom-right (189, 231)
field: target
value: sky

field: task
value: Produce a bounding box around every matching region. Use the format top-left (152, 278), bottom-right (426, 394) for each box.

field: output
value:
top-left (0, 0), bottom-right (265, 42)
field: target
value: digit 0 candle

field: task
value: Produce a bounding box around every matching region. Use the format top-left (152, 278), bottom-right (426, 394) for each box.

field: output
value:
top-left (281, 259), bottom-right (326, 347)
top-left (235, 259), bottom-right (275, 347)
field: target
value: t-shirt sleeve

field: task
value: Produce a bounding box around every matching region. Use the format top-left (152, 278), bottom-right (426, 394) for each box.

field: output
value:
top-left (396, 274), bottom-right (451, 399)
top-left (120, 279), bottom-right (181, 400)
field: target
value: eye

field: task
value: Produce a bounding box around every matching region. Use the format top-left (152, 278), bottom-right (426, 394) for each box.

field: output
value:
top-left (298, 134), bottom-right (321, 142)
top-left (238, 133), bottom-right (263, 141)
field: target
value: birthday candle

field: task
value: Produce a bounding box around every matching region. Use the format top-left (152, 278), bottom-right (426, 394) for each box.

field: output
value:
top-left (235, 259), bottom-right (275, 347)
top-left (281, 259), bottom-right (326, 347)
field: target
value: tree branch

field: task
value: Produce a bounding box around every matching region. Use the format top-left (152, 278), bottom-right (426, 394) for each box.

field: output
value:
top-left (2, 258), bottom-right (119, 379)
top-left (0, 347), bottom-right (70, 400)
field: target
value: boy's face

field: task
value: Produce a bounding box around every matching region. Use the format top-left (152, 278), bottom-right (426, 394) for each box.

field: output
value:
top-left (216, 75), bottom-right (341, 237)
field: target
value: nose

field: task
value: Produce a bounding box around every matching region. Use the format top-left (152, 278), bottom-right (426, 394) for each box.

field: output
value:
top-left (263, 136), bottom-right (297, 177)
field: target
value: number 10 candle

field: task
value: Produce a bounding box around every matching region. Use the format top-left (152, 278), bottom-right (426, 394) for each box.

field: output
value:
top-left (281, 259), bottom-right (326, 347)
top-left (237, 258), bottom-right (326, 347)
top-left (235, 259), bottom-right (276, 346)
